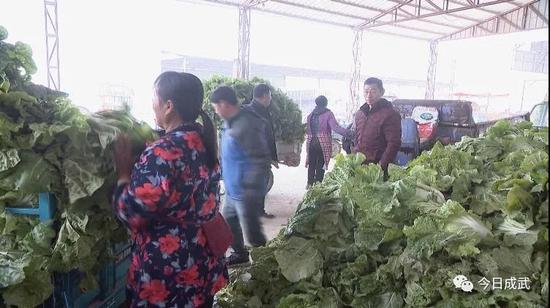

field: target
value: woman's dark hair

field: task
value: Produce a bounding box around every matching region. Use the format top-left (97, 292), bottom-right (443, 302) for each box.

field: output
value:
top-left (154, 71), bottom-right (219, 168)
top-left (315, 95), bottom-right (328, 107)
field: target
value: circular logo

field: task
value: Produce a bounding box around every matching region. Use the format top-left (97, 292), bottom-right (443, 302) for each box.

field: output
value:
top-left (420, 112), bottom-right (434, 120)
top-left (453, 275), bottom-right (468, 288)
top-left (461, 281), bottom-right (474, 292)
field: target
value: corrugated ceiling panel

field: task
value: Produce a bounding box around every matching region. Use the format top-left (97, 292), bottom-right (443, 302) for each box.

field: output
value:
top-left (424, 14), bottom-right (474, 28)
top-left (374, 24), bottom-right (439, 40)
top-left (190, 0), bottom-right (547, 40)
top-left (279, 0), bottom-right (380, 19)
top-left (361, 0), bottom-right (398, 11)
top-left (449, 2), bottom-right (524, 21)
top-left (263, 1), bottom-right (365, 25)
top-left (400, 19), bottom-right (464, 33)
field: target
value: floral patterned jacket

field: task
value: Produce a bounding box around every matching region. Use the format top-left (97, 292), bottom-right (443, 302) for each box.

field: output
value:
top-left (113, 123), bottom-right (228, 308)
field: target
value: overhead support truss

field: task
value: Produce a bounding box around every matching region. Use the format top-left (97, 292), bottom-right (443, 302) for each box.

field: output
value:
top-left (439, 0), bottom-right (549, 40)
top-left (44, 0), bottom-right (60, 90)
top-left (359, 0), bottom-right (516, 30)
top-left (189, 0), bottom-right (547, 41)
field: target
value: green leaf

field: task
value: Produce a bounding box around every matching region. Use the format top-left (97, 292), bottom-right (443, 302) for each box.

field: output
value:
top-left (2, 267), bottom-right (53, 308)
top-left (0, 254), bottom-right (30, 288)
top-left (0, 151), bottom-right (59, 194)
top-left (63, 158), bottom-right (105, 204)
top-left (506, 185), bottom-right (535, 216)
top-left (489, 246), bottom-right (536, 278)
top-left (0, 149), bottom-right (20, 172)
top-left (498, 217), bottom-right (539, 247)
top-left (274, 236), bottom-right (323, 283)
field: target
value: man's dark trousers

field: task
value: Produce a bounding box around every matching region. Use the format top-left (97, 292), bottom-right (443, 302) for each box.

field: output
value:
top-left (223, 195), bottom-right (267, 256)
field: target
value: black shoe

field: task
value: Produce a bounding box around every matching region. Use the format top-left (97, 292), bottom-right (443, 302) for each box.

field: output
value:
top-left (227, 253), bottom-right (250, 267)
top-left (261, 211), bottom-right (276, 219)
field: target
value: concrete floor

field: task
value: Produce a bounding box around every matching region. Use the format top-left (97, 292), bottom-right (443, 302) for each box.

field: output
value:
top-left (262, 161), bottom-right (308, 240)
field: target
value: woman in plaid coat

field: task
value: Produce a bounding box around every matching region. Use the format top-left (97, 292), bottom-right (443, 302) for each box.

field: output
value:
top-left (305, 95), bottom-right (351, 187)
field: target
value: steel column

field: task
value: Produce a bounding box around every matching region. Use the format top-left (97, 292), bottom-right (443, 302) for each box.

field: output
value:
top-left (348, 29), bottom-right (363, 121)
top-left (425, 40), bottom-right (438, 99)
top-left (237, 6), bottom-right (251, 80)
top-left (44, 0), bottom-right (60, 90)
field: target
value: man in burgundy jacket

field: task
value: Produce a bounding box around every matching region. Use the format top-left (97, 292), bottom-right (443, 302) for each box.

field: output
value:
top-left (352, 77), bottom-right (401, 180)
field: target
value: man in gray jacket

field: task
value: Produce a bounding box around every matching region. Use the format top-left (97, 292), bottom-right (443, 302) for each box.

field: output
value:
top-left (242, 84), bottom-right (278, 218)
top-left (210, 86), bottom-right (271, 266)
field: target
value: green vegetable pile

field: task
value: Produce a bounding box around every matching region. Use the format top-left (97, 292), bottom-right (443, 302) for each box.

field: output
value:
top-left (202, 75), bottom-right (305, 144)
top-left (217, 120), bottom-right (548, 307)
top-left (0, 26), bottom-right (156, 307)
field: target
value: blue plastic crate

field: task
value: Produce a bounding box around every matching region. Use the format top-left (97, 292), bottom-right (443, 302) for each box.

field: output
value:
top-left (114, 242), bottom-right (132, 282)
top-left (55, 242), bottom-right (131, 308)
top-left (4, 193), bottom-right (125, 308)
top-left (90, 241), bottom-right (131, 308)
top-left (55, 270), bottom-right (102, 308)
top-left (93, 240), bottom-right (131, 305)
top-left (90, 280), bottom-right (128, 308)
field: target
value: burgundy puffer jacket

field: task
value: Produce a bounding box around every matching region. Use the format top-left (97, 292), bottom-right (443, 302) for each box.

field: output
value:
top-left (352, 99), bottom-right (402, 170)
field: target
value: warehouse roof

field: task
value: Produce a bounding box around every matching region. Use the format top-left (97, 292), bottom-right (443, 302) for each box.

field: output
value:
top-left (187, 0), bottom-right (548, 40)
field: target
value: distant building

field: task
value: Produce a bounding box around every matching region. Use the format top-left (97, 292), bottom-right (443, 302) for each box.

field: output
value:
top-left (99, 84), bottom-right (134, 111)
top-left (512, 40), bottom-right (548, 74)
top-left (161, 53), bottom-right (451, 121)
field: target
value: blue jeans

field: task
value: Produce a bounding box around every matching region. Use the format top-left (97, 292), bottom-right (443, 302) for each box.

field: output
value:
top-left (222, 196), bottom-right (267, 255)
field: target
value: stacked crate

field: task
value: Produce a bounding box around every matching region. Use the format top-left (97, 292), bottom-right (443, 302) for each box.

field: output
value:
top-left (4, 193), bottom-right (131, 308)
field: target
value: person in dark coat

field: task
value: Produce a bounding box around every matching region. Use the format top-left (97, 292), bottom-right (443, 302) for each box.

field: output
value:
top-left (352, 77), bottom-right (402, 181)
top-left (242, 84), bottom-right (277, 218)
top-left (210, 86), bottom-right (270, 267)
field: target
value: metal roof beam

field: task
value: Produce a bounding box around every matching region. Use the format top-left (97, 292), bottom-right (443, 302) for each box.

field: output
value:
top-left (393, 23), bottom-right (447, 35)
top-left (329, 0), bottom-right (387, 14)
top-left (360, 0), bottom-right (516, 30)
top-left (529, 2), bottom-right (549, 23)
top-left (241, 0), bottom-right (268, 8)
top-left (439, 0), bottom-right (547, 40)
top-left (331, 0), bottom-right (462, 30)
top-left (398, 6), bottom-right (417, 17)
top-left (500, 14), bottom-right (522, 29)
top-left (333, 0), bottom-right (465, 30)
top-left (248, 7), bottom-right (432, 40)
top-left (356, 0), bottom-right (415, 29)
top-left (181, 0), bottom-right (241, 8)
top-left (395, 6), bottom-right (464, 29)
top-left (448, 0), bottom-right (522, 16)
top-left (393, 6), bottom-right (466, 28)
top-left (181, 0), bottom-right (438, 40)
top-left (424, 0), bottom-right (444, 11)
top-left (387, 0), bottom-right (490, 23)
top-left (269, 0), bottom-right (368, 21)
top-left (251, 6), bottom-right (355, 27)
top-left (267, 0), bottom-right (459, 33)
